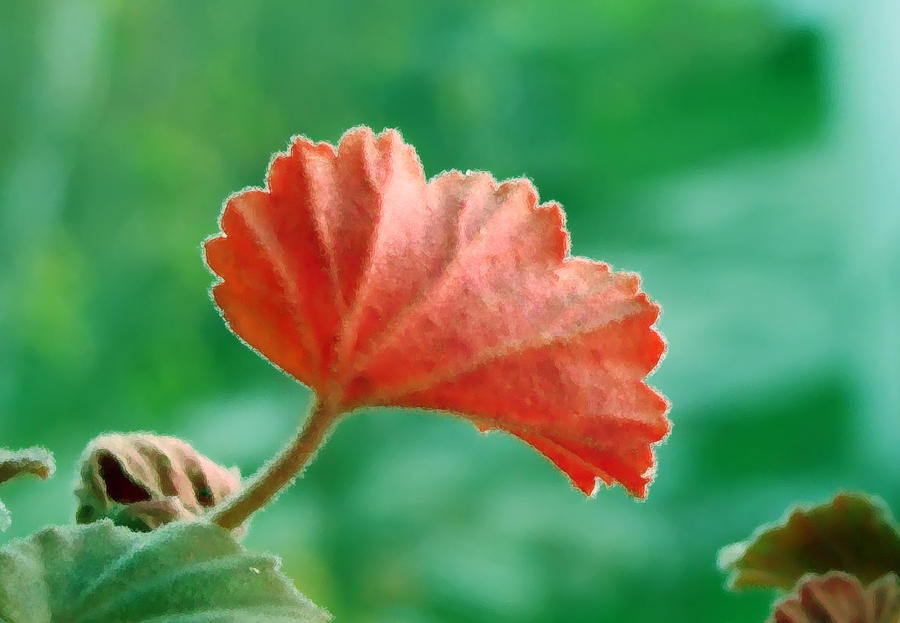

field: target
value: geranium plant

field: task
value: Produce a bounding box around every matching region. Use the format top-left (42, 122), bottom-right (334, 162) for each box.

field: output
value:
top-left (0, 127), bottom-right (670, 621)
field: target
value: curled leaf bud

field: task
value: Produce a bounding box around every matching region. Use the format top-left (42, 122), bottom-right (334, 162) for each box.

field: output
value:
top-left (768, 572), bottom-right (900, 623)
top-left (74, 433), bottom-right (241, 533)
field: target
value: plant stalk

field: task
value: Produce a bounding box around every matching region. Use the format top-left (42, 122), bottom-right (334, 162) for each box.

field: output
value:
top-left (210, 399), bottom-right (340, 530)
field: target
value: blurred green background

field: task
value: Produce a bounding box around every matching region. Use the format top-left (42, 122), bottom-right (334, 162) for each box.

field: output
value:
top-left (2, 1), bottom-right (898, 621)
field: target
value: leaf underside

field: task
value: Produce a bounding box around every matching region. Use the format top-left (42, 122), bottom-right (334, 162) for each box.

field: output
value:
top-left (0, 447), bottom-right (55, 485)
top-left (204, 126), bottom-right (669, 498)
top-left (0, 520), bottom-right (329, 623)
top-left (767, 572), bottom-right (900, 623)
top-left (0, 446), bottom-right (55, 531)
top-left (719, 492), bottom-right (900, 592)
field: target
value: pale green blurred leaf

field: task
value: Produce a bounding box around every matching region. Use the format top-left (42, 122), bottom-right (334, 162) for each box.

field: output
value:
top-left (719, 492), bottom-right (900, 592)
top-left (0, 520), bottom-right (329, 622)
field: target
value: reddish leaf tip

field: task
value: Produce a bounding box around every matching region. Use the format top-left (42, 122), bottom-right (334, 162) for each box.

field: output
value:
top-left (204, 126), bottom-right (669, 499)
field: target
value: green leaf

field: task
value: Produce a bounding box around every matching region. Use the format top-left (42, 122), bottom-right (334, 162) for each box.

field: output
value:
top-left (766, 572), bottom-right (900, 623)
top-left (0, 446), bottom-right (55, 531)
top-left (719, 492), bottom-right (900, 591)
top-left (0, 520), bottom-right (330, 623)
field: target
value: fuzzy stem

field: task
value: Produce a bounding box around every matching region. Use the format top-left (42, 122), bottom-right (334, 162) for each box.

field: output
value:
top-left (211, 399), bottom-right (340, 530)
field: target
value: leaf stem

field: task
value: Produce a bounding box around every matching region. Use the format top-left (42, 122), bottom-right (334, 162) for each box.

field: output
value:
top-left (210, 399), bottom-right (340, 530)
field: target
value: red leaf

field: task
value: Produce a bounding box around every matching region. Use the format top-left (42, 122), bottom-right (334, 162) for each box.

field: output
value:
top-left (204, 127), bottom-right (669, 497)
